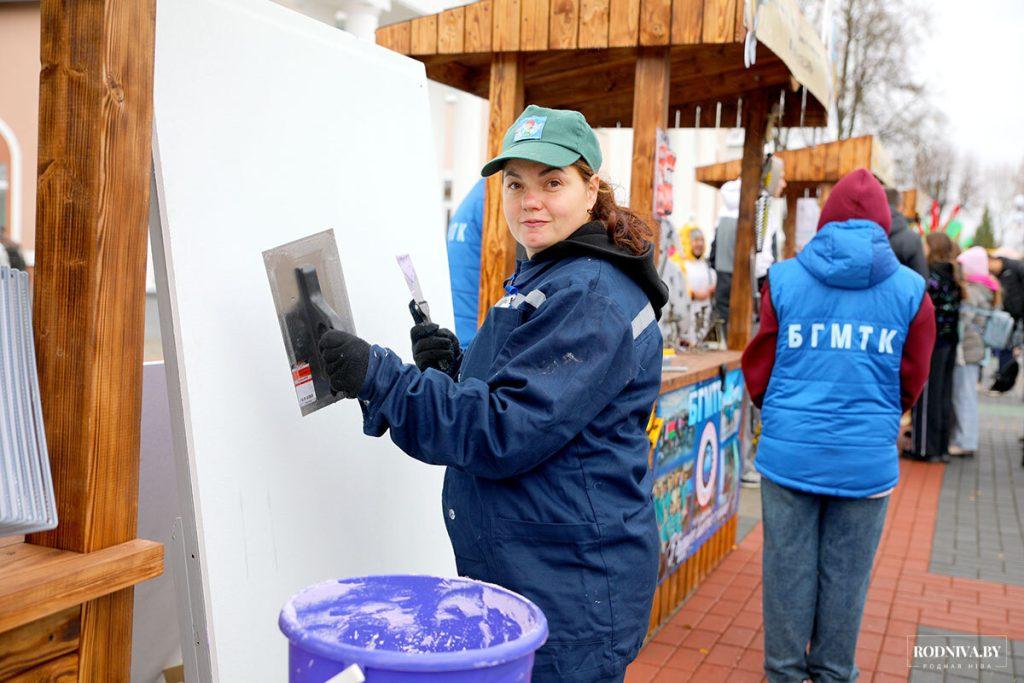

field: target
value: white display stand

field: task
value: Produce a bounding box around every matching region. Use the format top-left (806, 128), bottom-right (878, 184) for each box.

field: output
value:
top-left (132, 361), bottom-right (183, 683)
top-left (150, 1), bottom-right (456, 680)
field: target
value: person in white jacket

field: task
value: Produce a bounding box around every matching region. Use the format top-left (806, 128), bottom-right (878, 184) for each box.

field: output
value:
top-left (709, 156), bottom-right (786, 332)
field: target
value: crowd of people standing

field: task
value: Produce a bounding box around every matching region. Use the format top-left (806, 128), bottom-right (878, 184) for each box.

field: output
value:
top-left (900, 231), bottom-right (1022, 462)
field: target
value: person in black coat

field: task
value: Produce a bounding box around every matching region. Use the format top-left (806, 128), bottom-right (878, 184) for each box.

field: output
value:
top-left (910, 232), bottom-right (963, 462)
top-left (987, 254), bottom-right (1024, 392)
top-left (990, 255), bottom-right (1024, 323)
top-left (885, 189), bottom-right (927, 277)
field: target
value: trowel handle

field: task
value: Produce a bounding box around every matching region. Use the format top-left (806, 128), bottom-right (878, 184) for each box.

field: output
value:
top-left (325, 664), bottom-right (365, 683)
top-left (408, 299), bottom-right (431, 325)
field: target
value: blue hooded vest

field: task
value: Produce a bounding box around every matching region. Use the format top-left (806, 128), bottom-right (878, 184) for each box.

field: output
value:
top-left (755, 219), bottom-right (926, 498)
top-left (445, 179), bottom-right (484, 346)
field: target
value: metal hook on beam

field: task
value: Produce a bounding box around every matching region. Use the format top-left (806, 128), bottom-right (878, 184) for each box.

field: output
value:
top-left (799, 86), bottom-right (807, 129)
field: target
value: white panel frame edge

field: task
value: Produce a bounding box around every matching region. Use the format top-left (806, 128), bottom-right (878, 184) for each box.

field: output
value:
top-left (151, 151), bottom-right (218, 682)
top-left (148, 2), bottom-right (456, 679)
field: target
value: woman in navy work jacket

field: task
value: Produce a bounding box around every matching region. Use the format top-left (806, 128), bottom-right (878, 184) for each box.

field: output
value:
top-left (317, 105), bottom-right (669, 682)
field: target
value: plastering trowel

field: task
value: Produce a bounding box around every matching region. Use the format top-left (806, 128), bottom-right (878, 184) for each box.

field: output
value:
top-left (264, 229), bottom-right (355, 416)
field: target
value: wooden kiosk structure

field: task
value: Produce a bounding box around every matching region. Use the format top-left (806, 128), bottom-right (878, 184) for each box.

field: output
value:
top-left (696, 134), bottom-right (895, 258)
top-left (377, 0), bottom-right (831, 350)
top-left (379, 0), bottom-right (830, 637)
top-left (0, 2), bottom-right (162, 680)
top-left (901, 187), bottom-right (935, 225)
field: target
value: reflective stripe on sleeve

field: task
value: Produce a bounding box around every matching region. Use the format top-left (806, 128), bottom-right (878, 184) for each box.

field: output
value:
top-left (523, 289), bottom-right (547, 309)
top-left (632, 303), bottom-right (655, 339)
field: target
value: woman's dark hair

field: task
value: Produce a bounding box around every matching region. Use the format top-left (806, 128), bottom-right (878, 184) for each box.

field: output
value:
top-left (572, 160), bottom-right (653, 256)
top-left (926, 231), bottom-right (968, 297)
top-left (926, 231), bottom-right (954, 266)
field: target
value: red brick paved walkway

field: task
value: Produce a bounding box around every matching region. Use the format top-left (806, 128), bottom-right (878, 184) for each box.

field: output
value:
top-left (625, 459), bottom-right (1024, 682)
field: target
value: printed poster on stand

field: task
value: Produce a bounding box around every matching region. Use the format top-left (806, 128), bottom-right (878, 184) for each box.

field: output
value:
top-left (652, 368), bottom-right (745, 584)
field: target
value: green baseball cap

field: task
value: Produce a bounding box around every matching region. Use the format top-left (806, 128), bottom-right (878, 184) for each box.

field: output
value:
top-left (480, 105), bottom-right (603, 177)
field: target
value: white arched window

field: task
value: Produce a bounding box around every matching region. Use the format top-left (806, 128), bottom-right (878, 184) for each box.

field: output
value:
top-left (0, 117), bottom-right (23, 243)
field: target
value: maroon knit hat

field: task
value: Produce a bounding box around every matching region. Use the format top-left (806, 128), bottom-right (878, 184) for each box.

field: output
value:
top-left (817, 168), bottom-right (892, 234)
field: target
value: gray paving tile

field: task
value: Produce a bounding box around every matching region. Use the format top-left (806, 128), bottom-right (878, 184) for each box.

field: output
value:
top-left (929, 386), bottom-right (1024, 586)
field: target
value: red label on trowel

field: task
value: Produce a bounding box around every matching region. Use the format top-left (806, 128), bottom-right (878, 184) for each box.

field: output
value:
top-left (292, 363), bottom-right (316, 406)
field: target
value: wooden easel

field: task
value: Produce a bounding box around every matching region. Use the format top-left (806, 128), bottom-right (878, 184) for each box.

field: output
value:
top-left (0, 2), bottom-right (163, 680)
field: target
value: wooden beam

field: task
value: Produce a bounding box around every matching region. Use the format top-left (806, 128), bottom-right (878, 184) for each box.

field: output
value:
top-left (726, 89), bottom-right (768, 350)
top-left (671, 0), bottom-right (704, 44)
top-left (520, 0), bottom-right (550, 50)
top-left (32, 0), bottom-right (155, 554)
top-left (549, 0), bottom-right (580, 49)
top-left (438, 7), bottom-right (466, 54)
top-left (493, 0), bottom-right (522, 50)
top-left (423, 59), bottom-right (481, 95)
top-left (30, 0), bottom-right (157, 677)
top-left (783, 191), bottom-right (797, 259)
top-left (78, 590), bottom-right (134, 681)
top-left (393, 21), bottom-right (412, 54)
top-left (702, 0), bottom-right (737, 43)
top-left (0, 540), bottom-right (163, 634)
top-left (374, 23), bottom-right (394, 50)
top-left (578, 0), bottom-right (610, 48)
top-left (6, 652), bottom-right (77, 682)
top-left (0, 607), bottom-right (79, 679)
top-left (478, 54), bottom-right (525, 324)
top-left (733, 0), bottom-right (745, 40)
top-left (411, 14), bottom-right (439, 55)
top-left (465, 0), bottom-right (494, 52)
top-left (639, 0), bottom-right (671, 45)
top-left (629, 47), bottom-right (671, 250)
top-left (608, 0), bottom-right (640, 46)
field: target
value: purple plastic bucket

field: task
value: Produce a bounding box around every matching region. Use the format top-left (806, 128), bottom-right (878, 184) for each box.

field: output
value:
top-left (279, 575), bottom-right (548, 682)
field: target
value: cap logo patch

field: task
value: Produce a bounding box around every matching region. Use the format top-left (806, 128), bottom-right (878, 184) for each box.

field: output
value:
top-left (513, 116), bottom-right (546, 141)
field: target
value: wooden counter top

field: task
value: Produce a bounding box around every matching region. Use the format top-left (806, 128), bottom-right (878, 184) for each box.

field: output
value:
top-left (659, 349), bottom-right (742, 393)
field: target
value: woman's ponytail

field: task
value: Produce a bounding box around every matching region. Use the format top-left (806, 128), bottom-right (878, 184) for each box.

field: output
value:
top-left (573, 161), bottom-right (654, 256)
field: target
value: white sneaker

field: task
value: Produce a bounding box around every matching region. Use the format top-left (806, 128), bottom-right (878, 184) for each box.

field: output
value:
top-left (740, 471), bottom-right (761, 489)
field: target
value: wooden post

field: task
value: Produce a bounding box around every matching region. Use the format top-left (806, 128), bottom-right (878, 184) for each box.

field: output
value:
top-left (29, 0), bottom-right (156, 678)
top-left (818, 182), bottom-right (834, 208)
top-left (726, 90), bottom-right (768, 350)
top-left (783, 191), bottom-right (798, 259)
top-left (477, 53), bottom-right (524, 324)
top-left (629, 47), bottom-right (670, 251)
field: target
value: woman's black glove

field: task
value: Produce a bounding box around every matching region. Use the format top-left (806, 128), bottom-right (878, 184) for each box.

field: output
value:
top-left (411, 323), bottom-right (461, 377)
top-left (318, 330), bottom-right (370, 398)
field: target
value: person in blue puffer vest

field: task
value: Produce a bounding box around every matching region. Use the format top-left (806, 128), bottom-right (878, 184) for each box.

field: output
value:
top-left (445, 178), bottom-right (484, 346)
top-left (316, 105), bottom-right (669, 682)
top-left (742, 168), bottom-right (936, 683)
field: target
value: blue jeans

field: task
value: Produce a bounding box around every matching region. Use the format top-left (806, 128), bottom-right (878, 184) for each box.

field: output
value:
top-left (761, 477), bottom-right (889, 683)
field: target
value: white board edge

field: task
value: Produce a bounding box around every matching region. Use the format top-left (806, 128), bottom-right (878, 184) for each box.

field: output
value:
top-left (150, 128), bottom-right (219, 683)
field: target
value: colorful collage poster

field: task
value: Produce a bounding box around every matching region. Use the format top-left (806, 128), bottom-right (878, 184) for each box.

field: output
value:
top-left (652, 368), bottom-right (745, 584)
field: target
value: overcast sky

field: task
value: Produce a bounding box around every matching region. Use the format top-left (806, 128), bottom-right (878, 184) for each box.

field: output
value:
top-left (920, 0), bottom-right (1024, 169)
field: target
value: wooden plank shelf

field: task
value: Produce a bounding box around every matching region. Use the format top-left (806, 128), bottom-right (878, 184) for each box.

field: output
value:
top-left (0, 540), bottom-right (163, 634)
top-left (660, 349), bottom-right (741, 393)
